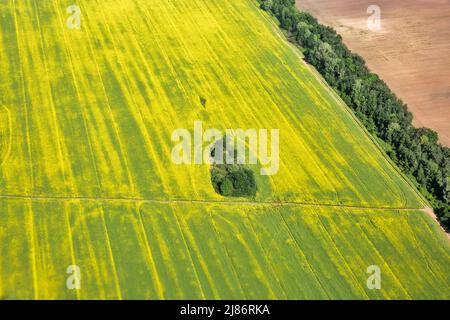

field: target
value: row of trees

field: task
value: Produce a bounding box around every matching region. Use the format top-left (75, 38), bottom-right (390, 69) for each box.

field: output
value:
top-left (258, 0), bottom-right (450, 229)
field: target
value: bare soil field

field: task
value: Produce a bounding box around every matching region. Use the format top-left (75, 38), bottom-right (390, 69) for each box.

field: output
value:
top-left (296, 0), bottom-right (450, 146)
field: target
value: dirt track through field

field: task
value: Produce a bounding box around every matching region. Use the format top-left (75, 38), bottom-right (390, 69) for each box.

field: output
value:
top-left (0, 193), bottom-right (426, 212)
top-left (296, 0), bottom-right (450, 146)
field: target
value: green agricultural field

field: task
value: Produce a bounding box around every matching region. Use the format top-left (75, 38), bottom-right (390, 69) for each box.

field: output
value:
top-left (1, 200), bottom-right (449, 299)
top-left (0, 0), bottom-right (448, 299)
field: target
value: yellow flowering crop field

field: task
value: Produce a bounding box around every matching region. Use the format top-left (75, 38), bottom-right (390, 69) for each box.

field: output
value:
top-left (0, 0), bottom-right (448, 299)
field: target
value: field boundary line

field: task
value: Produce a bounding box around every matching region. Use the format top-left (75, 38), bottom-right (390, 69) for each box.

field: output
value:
top-left (0, 193), bottom-right (426, 212)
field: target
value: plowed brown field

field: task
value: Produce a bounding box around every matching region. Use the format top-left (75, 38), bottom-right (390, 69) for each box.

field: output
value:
top-left (297, 0), bottom-right (450, 146)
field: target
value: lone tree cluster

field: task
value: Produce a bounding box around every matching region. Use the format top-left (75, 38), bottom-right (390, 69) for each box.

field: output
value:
top-left (210, 139), bottom-right (257, 198)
